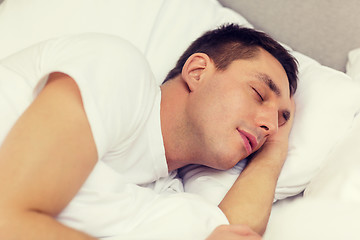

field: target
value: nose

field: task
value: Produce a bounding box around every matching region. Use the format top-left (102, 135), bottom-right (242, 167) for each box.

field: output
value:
top-left (255, 106), bottom-right (278, 136)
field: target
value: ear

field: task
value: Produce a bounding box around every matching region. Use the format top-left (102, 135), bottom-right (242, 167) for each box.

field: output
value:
top-left (181, 53), bottom-right (212, 92)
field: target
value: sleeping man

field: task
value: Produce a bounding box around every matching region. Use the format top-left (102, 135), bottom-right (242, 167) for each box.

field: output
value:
top-left (0, 24), bottom-right (297, 239)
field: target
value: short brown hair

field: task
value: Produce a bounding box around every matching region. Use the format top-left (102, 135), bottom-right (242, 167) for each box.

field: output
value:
top-left (163, 24), bottom-right (298, 96)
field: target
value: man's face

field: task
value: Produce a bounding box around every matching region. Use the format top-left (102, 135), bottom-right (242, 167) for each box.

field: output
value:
top-left (185, 49), bottom-right (291, 170)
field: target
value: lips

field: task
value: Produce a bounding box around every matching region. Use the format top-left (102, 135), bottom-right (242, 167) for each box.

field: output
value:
top-left (237, 129), bottom-right (258, 155)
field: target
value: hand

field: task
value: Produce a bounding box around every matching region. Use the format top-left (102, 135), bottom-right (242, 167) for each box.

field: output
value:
top-left (266, 97), bottom-right (295, 146)
top-left (251, 97), bottom-right (296, 164)
top-left (205, 225), bottom-right (262, 240)
top-left (218, 99), bottom-right (296, 233)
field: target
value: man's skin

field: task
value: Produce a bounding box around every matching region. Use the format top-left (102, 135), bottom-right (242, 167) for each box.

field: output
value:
top-left (0, 47), bottom-right (294, 239)
top-left (206, 225), bottom-right (262, 240)
top-left (161, 48), bottom-right (294, 235)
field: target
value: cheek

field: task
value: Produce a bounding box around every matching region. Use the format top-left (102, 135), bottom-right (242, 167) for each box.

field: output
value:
top-left (209, 146), bottom-right (246, 170)
top-left (214, 90), bottom-right (248, 119)
top-left (188, 89), bottom-right (232, 124)
top-left (188, 83), bottom-right (255, 132)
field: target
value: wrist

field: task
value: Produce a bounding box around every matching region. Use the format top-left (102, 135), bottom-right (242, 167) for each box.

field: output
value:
top-left (252, 141), bottom-right (288, 162)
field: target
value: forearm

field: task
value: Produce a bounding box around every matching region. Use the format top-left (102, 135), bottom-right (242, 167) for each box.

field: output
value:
top-left (0, 209), bottom-right (96, 240)
top-left (218, 149), bottom-right (286, 235)
top-left (219, 98), bottom-right (295, 235)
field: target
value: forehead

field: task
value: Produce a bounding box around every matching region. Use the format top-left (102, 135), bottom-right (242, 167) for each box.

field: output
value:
top-left (222, 49), bottom-right (291, 108)
top-left (255, 72), bottom-right (281, 96)
top-left (228, 49), bottom-right (290, 95)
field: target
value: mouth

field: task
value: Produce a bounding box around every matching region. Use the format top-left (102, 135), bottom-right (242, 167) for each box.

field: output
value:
top-left (237, 129), bottom-right (258, 155)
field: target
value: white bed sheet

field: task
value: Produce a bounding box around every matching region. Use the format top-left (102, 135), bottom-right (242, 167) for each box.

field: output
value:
top-left (265, 197), bottom-right (360, 240)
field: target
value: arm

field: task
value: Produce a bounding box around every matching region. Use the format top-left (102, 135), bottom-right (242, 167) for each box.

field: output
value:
top-left (206, 224), bottom-right (262, 240)
top-left (218, 99), bottom-right (295, 235)
top-left (0, 73), bottom-right (98, 239)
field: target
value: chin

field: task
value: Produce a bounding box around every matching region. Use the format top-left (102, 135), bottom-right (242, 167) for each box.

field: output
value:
top-left (212, 151), bottom-right (245, 170)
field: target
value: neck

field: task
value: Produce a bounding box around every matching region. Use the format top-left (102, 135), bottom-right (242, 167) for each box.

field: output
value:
top-left (160, 77), bottom-right (193, 171)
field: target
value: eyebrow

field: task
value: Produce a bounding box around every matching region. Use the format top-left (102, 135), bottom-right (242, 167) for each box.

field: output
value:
top-left (256, 73), bottom-right (291, 122)
top-left (256, 73), bottom-right (281, 97)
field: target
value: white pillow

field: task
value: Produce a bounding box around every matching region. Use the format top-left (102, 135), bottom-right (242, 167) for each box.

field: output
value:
top-left (346, 48), bottom-right (360, 81)
top-left (1, 0), bottom-right (360, 202)
top-left (0, 0), bottom-right (164, 58)
top-left (150, 0), bottom-right (360, 201)
top-left (274, 52), bottom-right (360, 199)
top-left (303, 114), bottom-right (360, 201)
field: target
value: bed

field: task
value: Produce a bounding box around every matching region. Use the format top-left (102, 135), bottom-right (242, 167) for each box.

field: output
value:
top-left (1, 0), bottom-right (360, 239)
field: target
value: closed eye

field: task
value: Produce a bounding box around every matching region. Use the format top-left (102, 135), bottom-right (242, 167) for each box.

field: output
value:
top-left (283, 111), bottom-right (290, 122)
top-left (252, 87), bottom-right (264, 101)
top-left (278, 111), bottom-right (290, 127)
